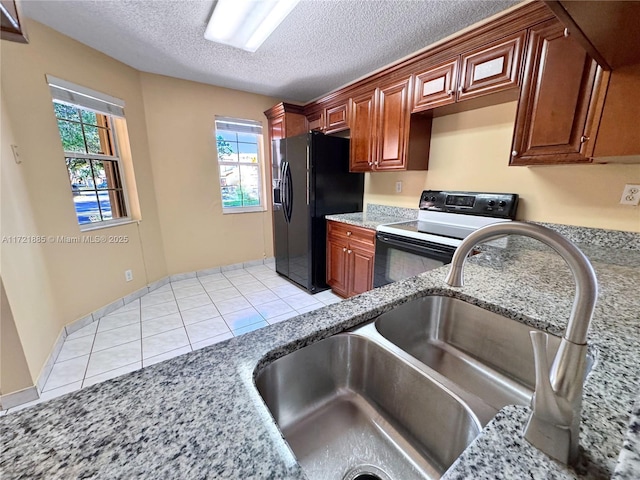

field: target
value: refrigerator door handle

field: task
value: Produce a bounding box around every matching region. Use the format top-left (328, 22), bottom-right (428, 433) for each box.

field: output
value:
top-left (285, 161), bottom-right (293, 222)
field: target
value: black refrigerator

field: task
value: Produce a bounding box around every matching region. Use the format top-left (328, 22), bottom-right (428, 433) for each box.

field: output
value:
top-left (272, 131), bottom-right (364, 293)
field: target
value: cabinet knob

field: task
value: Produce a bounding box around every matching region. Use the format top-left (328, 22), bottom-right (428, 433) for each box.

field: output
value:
top-left (342, 247), bottom-right (347, 252)
top-left (458, 86), bottom-right (464, 93)
top-left (580, 135), bottom-right (590, 143)
top-left (347, 249), bottom-right (352, 254)
top-left (374, 161), bottom-right (379, 166)
top-left (346, 231), bottom-right (352, 236)
top-left (511, 150), bottom-right (518, 156)
top-left (368, 161), bottom-right (373, 166)
top-left (563, 27), bottom-right (569, 37)
top-left (446, 89), bottom-right (454, 96)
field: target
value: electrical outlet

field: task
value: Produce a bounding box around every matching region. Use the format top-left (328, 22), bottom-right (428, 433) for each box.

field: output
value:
top-left (125, 269), bottom-right (133, 282)
top-left (620, 184), bottom-right (640, 206)
top-left (395, 181), bottom-right (402, 193)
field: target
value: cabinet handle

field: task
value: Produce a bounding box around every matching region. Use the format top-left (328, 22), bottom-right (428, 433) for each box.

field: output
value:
top-left (346, 231), bottom-right (352, 236)
top-left (347, 249), bottom-right (352, 254)
top-left (563, 27), bottom-right (569, 37)
top-left (580, 135), bottom-right (590, 143)
top-left (342, 247), bottom-right (347, 252)
top-left (511, 150), bottom-right (518, 156)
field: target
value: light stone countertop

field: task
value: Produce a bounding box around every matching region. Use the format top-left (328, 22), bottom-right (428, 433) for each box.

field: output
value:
top-left (1, 223), bottom-right (639, 479)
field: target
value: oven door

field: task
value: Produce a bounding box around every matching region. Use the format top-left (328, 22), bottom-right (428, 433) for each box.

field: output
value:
top-left (374, 232), bottom-right (456, 288)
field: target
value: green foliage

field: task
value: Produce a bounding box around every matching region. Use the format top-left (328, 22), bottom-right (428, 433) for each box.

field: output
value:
top-left (222, 185), bottom-right (260, 208)
top-left (216, 135), bottom-right (235, 160)
top-left (54, 102), bottom-right (101, 154)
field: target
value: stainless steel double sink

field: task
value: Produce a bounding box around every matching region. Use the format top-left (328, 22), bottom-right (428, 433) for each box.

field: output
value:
top-left (256, 295), bottom-right (584, 480)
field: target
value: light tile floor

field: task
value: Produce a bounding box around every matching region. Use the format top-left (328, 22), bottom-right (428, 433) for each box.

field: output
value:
top-left (2, 263), bottom-right (342, 414)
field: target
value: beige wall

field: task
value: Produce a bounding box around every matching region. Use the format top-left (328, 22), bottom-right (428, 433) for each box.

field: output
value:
top-left (1, 20), bottom-right (168, 385)
top-left (140, 73), bottom-right (278, 275)
top-left (1, 279), bottom-right (33, 395)
top-left (365, 101), bottom-right (640, 232)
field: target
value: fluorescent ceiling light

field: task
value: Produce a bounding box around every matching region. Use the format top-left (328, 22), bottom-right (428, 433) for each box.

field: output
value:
top-left (204, 0), bottom-right (300, 52)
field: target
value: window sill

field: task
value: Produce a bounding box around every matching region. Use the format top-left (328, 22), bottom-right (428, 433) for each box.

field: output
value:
top-left (79, 218), bottom-right (139, 232)
top-left (222, 206), bottom-right (266, 215)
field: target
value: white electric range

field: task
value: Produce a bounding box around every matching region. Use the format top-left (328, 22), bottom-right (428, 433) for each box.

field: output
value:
top-left (373, 190), bottom-right (519, 287)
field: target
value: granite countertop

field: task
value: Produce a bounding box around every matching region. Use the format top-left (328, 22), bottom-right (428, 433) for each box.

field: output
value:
top-left (2, 228), bottom-right (640, 479)
top-left (326, 204), bottom-right (418, 230)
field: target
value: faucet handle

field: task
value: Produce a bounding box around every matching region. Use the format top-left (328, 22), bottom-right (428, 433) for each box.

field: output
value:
top-left (529, 331), bottom-right (570, 425)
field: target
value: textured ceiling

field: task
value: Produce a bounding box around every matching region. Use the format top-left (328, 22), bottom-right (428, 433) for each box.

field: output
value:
top-left (22, 0), bottom-right (521, 103)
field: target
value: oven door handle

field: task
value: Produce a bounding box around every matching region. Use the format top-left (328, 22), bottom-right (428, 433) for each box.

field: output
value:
top-left (376, 233), bottom-right (456, 256)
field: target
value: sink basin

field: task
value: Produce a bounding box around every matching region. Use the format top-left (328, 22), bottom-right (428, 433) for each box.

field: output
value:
top-left (256, 334), bottom-right (481, 480)
top-left (375, 295), bottom-right (562, 411)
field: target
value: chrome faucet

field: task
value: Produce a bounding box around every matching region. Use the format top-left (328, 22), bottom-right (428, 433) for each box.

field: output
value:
top-left (445, 222), bottom-right (597, 465)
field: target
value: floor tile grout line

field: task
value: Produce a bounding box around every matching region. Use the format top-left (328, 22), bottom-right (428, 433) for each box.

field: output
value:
top-left (37, 265), bottom-right (332, 405)
top-left (198, 277), bottom-right (233, 340)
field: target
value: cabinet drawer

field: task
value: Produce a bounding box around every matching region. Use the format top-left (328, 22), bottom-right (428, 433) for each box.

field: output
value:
top-left (327, 221), bottom-right (375, 248)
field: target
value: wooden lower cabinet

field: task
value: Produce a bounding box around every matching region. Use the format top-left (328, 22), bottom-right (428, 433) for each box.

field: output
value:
top-left (326, 221), bottom-right (375, 298)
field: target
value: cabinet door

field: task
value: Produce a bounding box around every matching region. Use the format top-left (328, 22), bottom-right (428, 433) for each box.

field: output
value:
top-left (376, 77), bottom-right (412, 171)
top-left (326, 235), bottom-right (348, 297)
top-left (324, 102), bottom-right (349, 133)
top-left (347, 244), bottom-right (374, 297)
top-left (511, 20), bottom-right (602, 165)
top-left (349, 91), bottom-right (376, 172)
top-left (412, 58), bottom-right (458, 112)
top-left (458, 31), bottom-right (525, 101)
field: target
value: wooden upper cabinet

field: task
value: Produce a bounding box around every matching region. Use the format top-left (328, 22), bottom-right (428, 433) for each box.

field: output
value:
top-left (264, 102), bottom-right (307, 142)
top-left (349, 90), bottom-right (376, 172)
top-left (349, 78), bottom-right (430, 173)
top-left (413, 59), bottom-right (458, 111)
top-left (412, 31), bottom-right (525, 113)
top-left (458, 31), bottom-right (525, 101)
top-left (510, 19), bottom-right (606, 165)
top-left (376, 77), bottom-right (411, 170)
top-left (325, 102), bottom-right (349, 133)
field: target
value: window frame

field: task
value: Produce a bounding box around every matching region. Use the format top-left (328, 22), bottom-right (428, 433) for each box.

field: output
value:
top-left (48, 77), bottom-right (132, 231)
top-left (214, 117), bottom-right (265, 214)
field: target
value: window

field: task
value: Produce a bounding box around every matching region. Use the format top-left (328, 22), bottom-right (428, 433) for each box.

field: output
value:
top-left (215, 117), bottom-right (264, 213)
top-left (47, 76), bottom-right (130, 228)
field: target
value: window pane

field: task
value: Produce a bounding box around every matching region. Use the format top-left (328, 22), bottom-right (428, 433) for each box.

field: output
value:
top-left (239, 164), bottom-right (260, 207)
top-left (98, 190), bottom-right (113, 220)
top-left (236, 132), bottom-right (257, 143)
top-left (238, 142), bottom-right (258, 163)
top-left (217, 136), bottom-right (238, 162)
top-left (66, 158), bottom-right (93, 189)
top-left (73, 190), bottom-right (102, 224)
top-left (58, 120), bottom-right (86, 153)
top-left (81, 109), bottom-right (98, 126)
top-left (220, 165), bottom-right (240, 208)
top-left (95, 160), bottom-right (122, 190)
top-left (83, 125), bottom-right (102, 154)
top-left (54, 103), bottom-right (80, 121)
top-left (216, 131), bottom-right (237, 142)
top-left (91, 160), bottom-right (106, 188)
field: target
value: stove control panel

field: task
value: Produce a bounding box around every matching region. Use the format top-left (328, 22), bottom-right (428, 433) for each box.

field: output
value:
top-left (419, 190), bottom-right (518, 219)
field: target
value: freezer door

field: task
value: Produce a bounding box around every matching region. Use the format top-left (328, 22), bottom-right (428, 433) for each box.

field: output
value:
top-left (272, 139), bottom-right (288, 278)
top-left (285, 134), bottom-right (312, 290)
